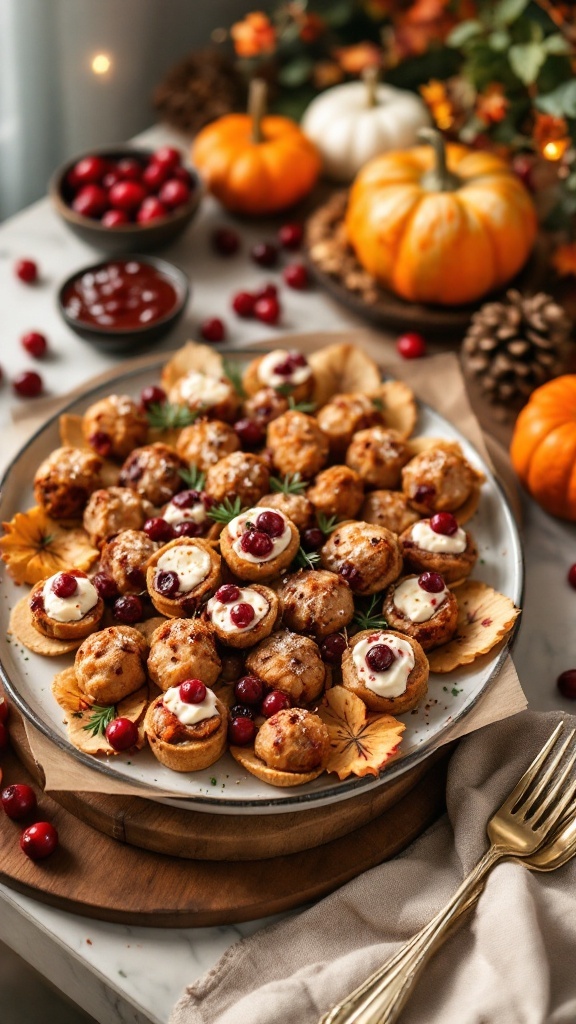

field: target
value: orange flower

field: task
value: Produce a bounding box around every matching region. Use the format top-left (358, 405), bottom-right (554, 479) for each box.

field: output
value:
top-left (533, 112), bottom-right (570, 161)
top-left (334, 42), bottom-right (382, 75)
top-left (420, 79), bottom-right (454, 131)
top-left (553, 242), bottom-right (576, 277)
top-left (231, 11), bottom-right (276, 59)
top-left (298, 12), bottom-right (325, 44)
top-left (476, 83), bottom-right (508, 125)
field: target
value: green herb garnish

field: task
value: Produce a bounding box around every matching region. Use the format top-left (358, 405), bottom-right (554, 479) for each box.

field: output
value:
top-left (317, 513), bottom-right (339, 536)
top-left (146, 401), bottom-right (198, 430)
top-left (353, 593), bottom-right (388, 632)
top-left (274, 382), bottom-right (293, 397)
top-left (294, 547), bottom-right (321, 570)
top-left (179, 465), bottom-right (206, 491)
top-left (288, 397), bottom-right (316, 414)
top-left (372, 396), bottom-right (385, 412)
top-left (222, 358), bottom-right (246, 398)
top-left (270, 472), bottom-right (307, 496)
top-left (207, 496), bottom-right (246, 525)
top-left (82, 704), bottom-right (116, 737)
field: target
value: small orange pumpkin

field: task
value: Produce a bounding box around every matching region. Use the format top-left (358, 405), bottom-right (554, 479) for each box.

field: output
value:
top-left (192, 78), bottom-right (321, 216)
top-left (345, 128), bottom-right (537, 306)
top-left (510, 375), bottom-right (576, 519)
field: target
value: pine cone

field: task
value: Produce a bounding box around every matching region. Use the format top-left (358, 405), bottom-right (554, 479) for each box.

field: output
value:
top-left (153, 49), bottom-right (245, 135)
top-left (461, 289), bottom-right (573, 406)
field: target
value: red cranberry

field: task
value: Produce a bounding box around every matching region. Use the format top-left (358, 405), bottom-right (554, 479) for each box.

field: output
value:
top-left (117, 157), bottom-right (142, 181)
top-left (240, 530), bottom-right (274, 558)
top-left (92, 572), bottom-right (118, 600)
top-left (102, 209), bottom-right (130, 227)
top-left (144, 517), bottom-right (175, 543)
top-left (201, 317), bottom-right (226, 343)
top-left (15, 259), bottom-right (38, 284)
top-left (230, 603), bottom-right (255, 628)
top-left (278, 222), bottom-right (303, 250)
top-left (230, 703), bottom-right (255, 720)
top-left (366, 644), bottom-right (394, 672)
top-left (113, 594), bottom-right (144, 623)
top-left (142, 161), bottom-right (168, 190)
top-left (152, 146), bottom-right (181, 170)
top-left (158, 178), bottom-right (190, 209)
top-left (430, 512), bottom-right (458, 536)
top-left (105, 717), bottom-right (139, 751)
top-left (255, 510), bottom-right (285, 537)
top-left (173, 166), bottom-right (193, 186)
top-left (172, 489), bottom-right (201, 508)
top-left (254, 295), bottom-right (281, 325)
top-left (173, 522), bottom-right (203, 538)
top-left (109, 180), bottom-right (147, 212)
top-left (212, 227), bottom-right (240, 256)
top-left (72, 155), bottom-right (108, 184)
top-left (232, 290), bottom-right (256, 318)
top-left (102, 170), bottom-right (121, 190)
top-left (228, 716), bottom-right (257, 745)
top-left (51, 572), bottom-right (78, 598)
top-left (1, 783), bottom-right (37, 820)
top-left (418, 572), bottom-right (446, 593)
top-left (179, 679), bottom-right (207, 704)
top-left (302, 527), bottom-right (324, 551)
top-left (283, 263), bottom-right (308, 290)
top-left (397, 332), bottom-right (427, 359)
top-left (89, 431), bottom-right (113, 456)
top-left (140, 384), bottom-right (166, 409)
top-left (137, 197), bottom-right (168, 222)
top-left (255, 283), bottom-right (278, 300)
top-left (320, 633), bottom-right (347, 664)
top-left (234, 418), bottom-right (264, 447)
top-left (215, 585), bottom-right (241, 603)
top-left (413, 484), bottom-right (436, 506)
top-left (234, 676), bottom-right (264, 705)
top-left (155, 570), bottom-right (180, 598)
top-left (251, 242), bottom-right (278, 268)
top-left (0, 722), bottom-right (8, 752)
top-left (21, 331), bottom-right (47, 359)
top-left (273, 358), bottom-right (296, 376)
top-left (339, 562), bottom-right (362, 586)
top-left (558, 670), bottom-right (576, 699)
top-left (72, 184), bottom-right (108, 218)
top-left (0, 697), bottom-right (9, 725)
top-left (261, 690), bottom-right (290, 717)
top-left (568, 564), bottom-right (576, 589)
top-left (20, 821), bottom-right (59, 860)
top-left (30, 593), bottom-right (44, 614)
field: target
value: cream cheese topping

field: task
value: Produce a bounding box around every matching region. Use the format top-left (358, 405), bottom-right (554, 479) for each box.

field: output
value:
top-left (163, 499), bottom-right (207, 526)
top-left (353, 632), bottom-right (415, 698)
top-left (176, 371), bottom-right (231, 408)
top-left (393, 576), bottom-right (448, 623)
top-left (207, 587), bottom-right (269, 632)
top-left (42, 574), bottom-right (99, 623)
top-left (411, 520), bottom-right (467, 554)
top-left (163, 685), bottom-right (219, 725)
top-left (155, 544), bottom-right (211, 594)
top-left (228, 506), bottom-right (291, 564)
top-left (257, 349), bottom-right (312, 389)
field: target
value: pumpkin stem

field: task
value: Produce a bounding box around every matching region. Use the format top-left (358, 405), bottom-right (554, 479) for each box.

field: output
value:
top-left (249, 77), bottom-right (267, 145)
top-left (418, 127), bottom-right (460, 192)
top-left (362, 66), bottom-right (379, 108)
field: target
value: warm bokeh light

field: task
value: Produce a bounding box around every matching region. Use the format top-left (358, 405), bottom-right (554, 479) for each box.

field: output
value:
top-left (542, 139), bottom-right (569, 161)
top-left (91, 53), bottom-right (112, 75)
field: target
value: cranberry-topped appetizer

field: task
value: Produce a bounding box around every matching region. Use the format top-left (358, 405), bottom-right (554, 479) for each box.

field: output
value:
top-left (29, 570), bottom-right (103, 641)
top-left (144, 680), bottom-right (228, 772)
top-left (34, 446), bottom-right (103, 519)
top-left (206, 583), bottom-right (279, 648)
top-left (167, 370), bottom-right (239, 422)
top-left (204, 452), bottom-right (270, 507)
top-left (400, 512), bottom-right (477, 583)
top-left (320, 521), bottom-right (403, 595)
top-left (242, 349), bottom-right (314, 403)
top-left (402, 445), bottom-right (480, 515)
top-left (147, 618), bottom-right (221, 690)
top-left (146, 536), bottom-right (221, 616)
top-left (119, 442), bottom-right (186, 507)
top-left (83, 486), bottom-right (150, 548)
top-left (220, 506), bottom-right (299, 581)
top-left (176, 419), bottom-right (239, 471)
top-left (342, 629), bottom-right (428, 714)
top-left (100, 529), bottom-right (157, 594)
top-left (160, 489), bottom-right (214, 538)
top-left (82, 395), bottom-right (147, 460)
top-left (383, 573), bottom-right (458, 651)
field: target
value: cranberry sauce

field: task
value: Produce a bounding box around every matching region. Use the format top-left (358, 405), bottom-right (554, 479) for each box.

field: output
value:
top-left (62, 260), bottom-right (179, 330)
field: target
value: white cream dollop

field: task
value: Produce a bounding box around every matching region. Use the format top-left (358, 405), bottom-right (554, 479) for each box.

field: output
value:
top-left (411, 520), bottom-right (467, 554)
top-left (393, 576), bottom-right (449, 623)
top-left (257, 350), bottom-right (312, 390)
top-left (163, 685), bottom-right (220, 726)
top-left (42, 574), bottom-right (99, 623)
top-left (174, 371), bottom-right (231, 408)
top-left (155, 544), bottom-right (211, 594)
top-left (228, 507), bottom-right (291, 564)
top-left (206, 587), bottom-right (269, 632)
top-left (163, 499), bottom-right (207, 526)
top-left (353, 632), bottom-right (415, 698)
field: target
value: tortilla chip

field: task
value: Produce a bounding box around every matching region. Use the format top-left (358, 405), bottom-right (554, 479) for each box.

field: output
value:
top-left (133, 616), bottom-right (167, 642)
top-left (427, 580), bottom-right (520, 673)
top-left (9, 596), bottom-right (83, 656)
top-left (317, 686), bottom-right (405, 780)
top-left (230, 745), bottom-right (324, 787)
top-left (309, 344), bottom-right (382, 407)
top-left (59, 414), bottom-right (119, 487)
top-left (52, 668), bottom-right (149, 755)
top-left (369, 381), bottom-right (418, 439)
top-left (161, 341), bottom-right (224, 393)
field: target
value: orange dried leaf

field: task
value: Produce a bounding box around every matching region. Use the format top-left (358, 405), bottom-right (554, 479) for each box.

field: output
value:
top-left (317, 686), bottom-right (405, 780)
top-left (0, 506), bottom-right (99, 585)
top-left (428, 580), bottom-right (520, 673)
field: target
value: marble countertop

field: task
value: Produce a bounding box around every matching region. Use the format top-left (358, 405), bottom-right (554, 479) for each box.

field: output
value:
top-left (1, 126), bottom-right (575, 1024)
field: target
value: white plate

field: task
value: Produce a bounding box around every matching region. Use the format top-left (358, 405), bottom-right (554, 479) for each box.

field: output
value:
top-left (0, 356), bottom-right (523, 814)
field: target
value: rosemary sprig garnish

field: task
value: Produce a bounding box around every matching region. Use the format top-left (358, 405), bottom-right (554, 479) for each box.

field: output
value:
top-left (371, 396), bottom-right (385, 412)
top-left (82, 704), bottom-right (116, 737)
top-left (317, 513), bottom-right (339, 536)
top-left (222, 358), bottom-right (246, 398)
top-left (207, 496), bottom-right (246, 525)
top-left (270, 472), bottom-right (307, 496)
top-left (146, 401), bottom-right (198, 430)
top-left (179, 465), bottom-right (206, 491)
top-left (288, 397), bottom-right (316, 414)
top-left (294, 547), bottom-right (321, 570)
top-left (352, 593), bottom-right (388, 632)
top-left (274, 382), bottom-right (294, 397)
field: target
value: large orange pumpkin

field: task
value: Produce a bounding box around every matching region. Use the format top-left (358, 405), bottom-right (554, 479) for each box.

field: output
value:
top-left (510, 376), bottom-right (576, 519)
top-left (345, 128), bottom-right (537, 306)
top-left (192, 79), bottom-right (321, 216)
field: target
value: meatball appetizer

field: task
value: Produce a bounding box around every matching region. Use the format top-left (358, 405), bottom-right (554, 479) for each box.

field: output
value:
top-left (383, 573), bottom-right (459, 651)
top-left (220, 507), bottom-right (299, 582)
top-left (360, 490), bottom-right (420, 536)
top-left (346, 427), bottom-right (410, 490)
top-left (242, 387), bottom-right (289, 427)
top-left (83, 486), bottom-right (150, 548)
top-left (147, 617), bottom-right (221, 691)
top-left (402, 446), bottom-right (478, 515)
top-left (243, 349), bottom-right (314, 404)
top-left (275, 569), bottom-right (354, 640)
top-left (75, 625), bottom-right (149, 705)
top-left (399, 512), bottom-right (477, 584)
top-left (34, 446), bottom-right (102, 520)
top-left (119, 443), bottom-right (186, 507)
top-left (246, 629), bottom-right (327, 704)
top-left (82, 395), bottom-right (147, 460)
top-left (206, 583), bottom-right (279, 649)
top-left (204, 451), bottom-right (270, 507)
top-left (168, 370), bottom-right (239, 422)
top-left (146, 536), bottom-right (221, 616)
top-left (342, 629), bottom-right (428, 714)
top-left (316, 392), bottom-right (381, 456)
top-left (251, 708), bottom-right (329, 782)
top-left (100, 529), bottom-right (157, 595)
top-left (306, 466), bottom-right (364, 521)
top-left (176, 419), bottom-right (239, 472)
top-left (267, 411), bottom-right (329, 480)
top-left (29, 570), bottom-right (103, 641)
top-left (256, 491), bottom-right (313, 531)
top-left (320, 521), bottom-right (403, 595)
top-left (145, 682), bottom-right (227, 772)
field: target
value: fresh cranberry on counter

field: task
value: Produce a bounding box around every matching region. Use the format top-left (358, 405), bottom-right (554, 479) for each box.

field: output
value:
top-left (212, 227), bottom-right (240, 257)
top-left (278, 223), bottom-right (303, 250)
top-left (12, 371), bottom-right (43, 398)
top-left (254, 295), bottom-right (281, 325)
top-left (21, 332), bottom-right (48, 359)
top-left (283, 263), bottom-right (308, 290)
top-left (232, 291), bottom-right (256, 318)
top-left (251, 242), bottom-right (278, 268)
top-left (396, 332), bottom-right (427, 359)
top-left (557, 670), bottom-right (576, 700)
top-left (1, 783), bottom-right (37, 820)
top-left (14, 258), bottom-right (39, 284)
top-left (20, 821), bottom-right (59, 860)
top-left (201, 317), bottom-right (226, 343)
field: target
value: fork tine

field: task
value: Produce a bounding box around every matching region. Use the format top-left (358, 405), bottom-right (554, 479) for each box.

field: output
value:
top-left (517, 730), bottom-right (576, 820)
top-left (501, 722), bottom-right (564, 811)
top-left (525, 742), bottom-right (576, 825)
top-left (535, 776), bottom-right (576, 837)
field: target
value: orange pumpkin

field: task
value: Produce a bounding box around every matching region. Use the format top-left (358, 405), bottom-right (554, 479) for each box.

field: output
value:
top-left (345, 128), bottom-right (537, 306)
top-left (510, 376), bottom-right (576, 519)
top-left (192, 79), bottom-right (321, 216)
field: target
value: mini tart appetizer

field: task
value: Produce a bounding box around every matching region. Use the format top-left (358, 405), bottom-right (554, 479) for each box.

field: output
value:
top-left (402, 446), bottom-right (478, 515)
top-left (275, 569), bottom-right (354, 639)
top-left (267, 411), bottom-right (329, 480)
top-left (231, 708), bottom-right (329, 788)
top-left (144, 681), bottom-right (227, 772)
top-left (82, 395), bottom-right (148, 460)
top-left (205, 583), bottom-right (279, 649)
top-left (119, 443), bottom-right (186, 507)
top-left (245, 629), bottom-right (327, 704)
top-left (306, 466), bottom-right (364, 521)
top-left (100, 529), bottom-right (157, 595)
top-left (161, 489), bottom-right (216, 538)
top-left (83, 487), bottom-right (150, 549)
top-left (242, 349), bottom-right (314, 404)
top-left (320, 521), bottom-right (403, 595)
top-left (175, 419), bottom-right (239, 471)
top-left (382, 573), bottom-right (458, 652)
top-left (29, 570), bottom-right (103, 641)
top-left (256, 492), bottom-right (314, 530)
top-left (342, 629), bottom-right (428, 714)
top-left (147, 618), bottom-right (221, 690)
top-left (34, 446), bottom-right (103, 520)
top-left (316, 393), bottom-right (382, 457)
top-left (399, 512), bottom-right (477, 584)
top-left (360, 490), bottom-right (420, 536)
top-left (146, 536), bottom-right (221, 616)
top-left (219, 507), bottom-right (299, 582)
top-left (346, 427), bottom-right (411, 490)
top-left (168, 370), bottom-right (239, 422)
top-left (75, 625), bottom-right (149, 704)
top-left (204, 452), bottom-right (270, 507)
top-left (242, 387), bottom-right (289, 427)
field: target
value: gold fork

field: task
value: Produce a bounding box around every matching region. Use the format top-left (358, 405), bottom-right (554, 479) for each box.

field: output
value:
top-left (320, 721), bottom-right (576, 1024)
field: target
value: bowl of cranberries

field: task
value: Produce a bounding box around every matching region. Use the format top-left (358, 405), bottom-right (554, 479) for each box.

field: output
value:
top-left (49, 145), bottom-right (202, 253)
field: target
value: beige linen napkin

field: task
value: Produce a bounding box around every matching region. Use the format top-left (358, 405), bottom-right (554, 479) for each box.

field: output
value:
top-left (171, 709), bottom-right (576, 1024)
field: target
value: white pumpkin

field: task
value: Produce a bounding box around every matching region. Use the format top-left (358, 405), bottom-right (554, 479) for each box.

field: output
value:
top-left (301, 77), bottom-right (431, 183)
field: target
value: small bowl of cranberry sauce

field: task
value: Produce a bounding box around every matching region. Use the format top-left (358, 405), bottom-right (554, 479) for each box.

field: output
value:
top-left (49, 145), bottom-right (202, 253)
top-left (58, 255), bottom-right (189, 352)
